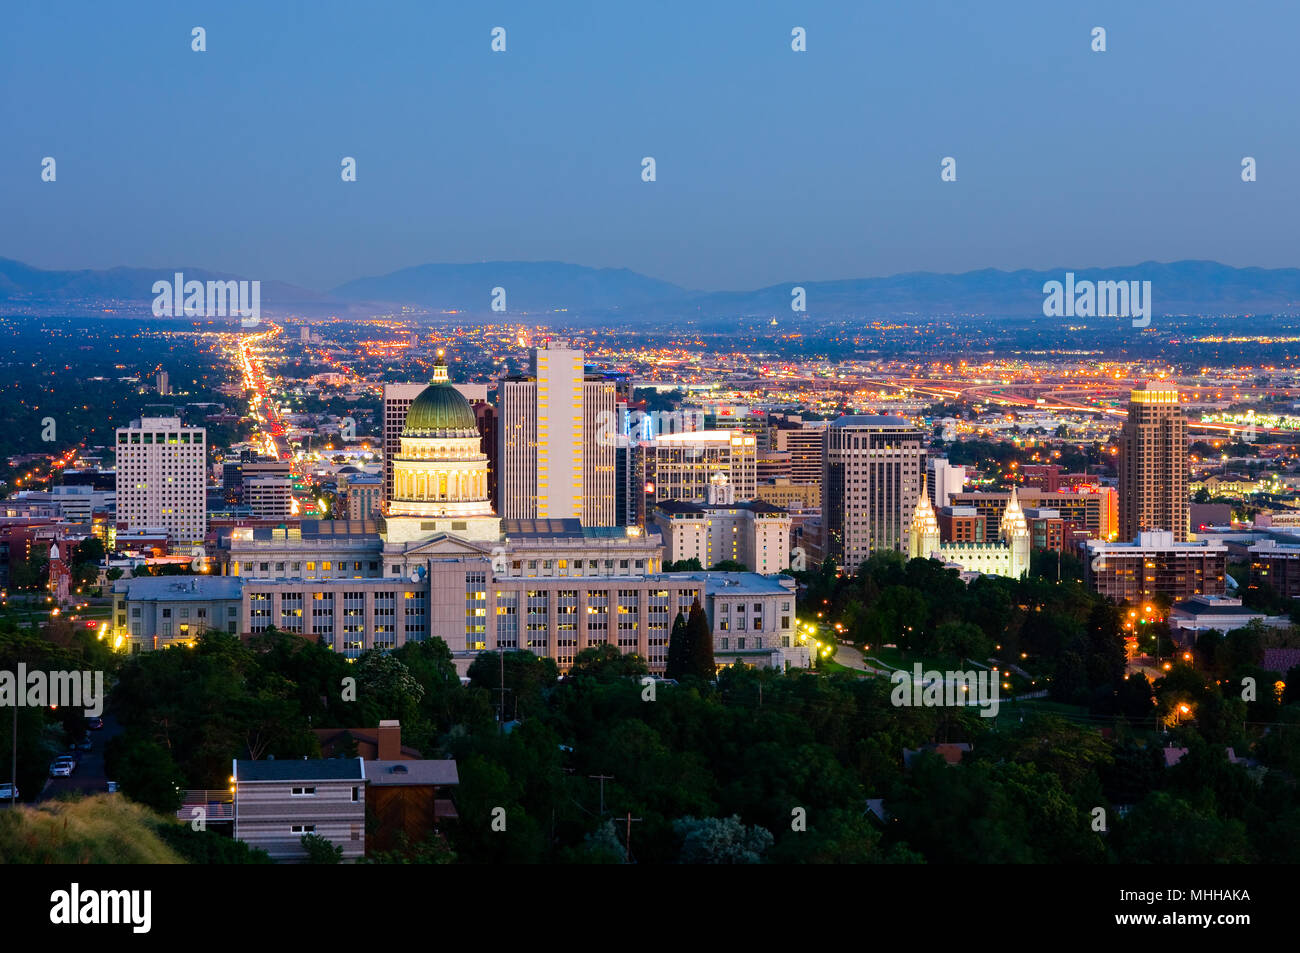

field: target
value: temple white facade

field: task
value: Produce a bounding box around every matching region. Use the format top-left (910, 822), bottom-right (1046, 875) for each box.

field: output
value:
top-left (908, 480), bottom-right (1030, 580)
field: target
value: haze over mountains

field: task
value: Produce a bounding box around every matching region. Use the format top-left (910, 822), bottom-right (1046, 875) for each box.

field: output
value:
top-left (2, 256), bottom-right (1299, 321)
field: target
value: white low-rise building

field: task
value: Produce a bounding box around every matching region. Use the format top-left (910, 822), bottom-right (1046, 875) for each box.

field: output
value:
top-left (652, 497), bottom-right (791, 574)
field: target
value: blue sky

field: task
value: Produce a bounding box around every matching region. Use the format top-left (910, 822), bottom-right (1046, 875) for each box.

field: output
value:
top-left (1, 0), bottom-right (1296, 291)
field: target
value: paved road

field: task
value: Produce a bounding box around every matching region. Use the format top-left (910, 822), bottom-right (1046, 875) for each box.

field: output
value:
top-left (38, 712), bottom-right (122, 801)
top-left (833, 644), bottom-right (892, 675)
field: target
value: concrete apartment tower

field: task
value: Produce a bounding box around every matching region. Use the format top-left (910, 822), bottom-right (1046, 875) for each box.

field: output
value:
top-left (822, 415), bottom-right (925, 573)
top-left (497, 341), bottom-right (616, 525)
top-left (1118, 383), bottom-right (1189, 542)
top-left (115, 416), bottom-right (207, 550)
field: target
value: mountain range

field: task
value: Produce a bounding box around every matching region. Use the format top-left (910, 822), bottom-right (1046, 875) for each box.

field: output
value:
top-left (2, 256), bottom-right (1299, 321)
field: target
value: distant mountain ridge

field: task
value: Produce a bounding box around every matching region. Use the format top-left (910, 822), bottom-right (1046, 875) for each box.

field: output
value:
top-left (0, 258), bottom-right (334, 312)
top-left (331, 261), bottom-right (691, 312)
top-left (3, 256), bottom-right (1300, 319)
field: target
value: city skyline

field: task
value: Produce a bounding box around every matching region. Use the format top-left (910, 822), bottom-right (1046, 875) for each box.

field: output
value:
top-left (5, 1), bottom-right (1299, 293)
top-left (4, 0), bottom-right (1299, 890)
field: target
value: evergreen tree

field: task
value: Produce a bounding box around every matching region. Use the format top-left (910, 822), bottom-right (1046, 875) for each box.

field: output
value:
top-left (665, 610), bottom-right (689, 680)
top-left (685, 598), bottom-right (715, 681)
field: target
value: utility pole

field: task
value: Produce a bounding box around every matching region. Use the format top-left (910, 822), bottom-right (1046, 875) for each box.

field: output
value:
top-left (496, 648), bottom-right (506, 730)
top-left (624, 811), bottom-right (642, 864)
top-left (588, 774), bottom-right (614, 816)
top-left (9, 703), bottom-right (15, 807)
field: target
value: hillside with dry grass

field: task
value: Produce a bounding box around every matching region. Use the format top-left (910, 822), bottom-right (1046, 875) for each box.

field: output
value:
top-left (0, 794), bottom-right (270, 864)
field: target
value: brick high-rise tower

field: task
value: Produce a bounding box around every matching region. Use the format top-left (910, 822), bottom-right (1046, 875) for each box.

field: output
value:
top-left (1118, 384), bottom-right (1188, 542)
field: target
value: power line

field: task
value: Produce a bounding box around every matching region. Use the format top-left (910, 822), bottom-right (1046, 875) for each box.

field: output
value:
top-left (588, 774), bottom-right (614, 816)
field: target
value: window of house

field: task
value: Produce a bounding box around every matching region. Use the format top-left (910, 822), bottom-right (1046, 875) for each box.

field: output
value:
top-left (291, 786), bottom-right (317, 796)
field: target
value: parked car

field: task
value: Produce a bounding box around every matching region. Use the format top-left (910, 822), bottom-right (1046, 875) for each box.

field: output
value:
top-left (73, 737), bottom-right (92, 752)
top-left (49, 760), bottom-right (73, 778)
top-left (0, 783), bottom-right (18, 800)
top-left (85, 717), bottom-right (104, 731)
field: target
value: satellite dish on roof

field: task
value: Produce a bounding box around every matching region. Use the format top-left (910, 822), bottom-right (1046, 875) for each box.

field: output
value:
top-left (409, 566), bottom-right (425, 583)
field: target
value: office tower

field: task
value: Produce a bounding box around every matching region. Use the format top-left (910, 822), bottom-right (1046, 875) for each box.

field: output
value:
top-left (770, 419), bottom-right (826, 505)
top-left (340, 474), bottom-right (382, 521)
top-left (639, 430), bottom-right (758, 508)
top-left (383, 382), bottom-right (430, 506)
top-left (951, 487), bottom-right (1117, 541)
top-left (299, 326), bottom-right (310, 343)
top-left (822, 415), bottom-right (925, 573)
top-left (708, 406), bottom-right (768, 450)
top-left (652, 498), bottom-right (792, 574)
top-left (473, 402), bottom-right (498, 510)
top-left (927, 456), bottom-right (966, 507)
top-left (223, 456), bottom-right (291, 505)
top-left (243, 476), bottom-right (293, 519)
top-left (115, 416), bottom-right (207, 549)
top-left (583, 377), bottom-right (617, 525)
top-left (383, 370), bottom-right (488, 510)
top-left (1019, 464), bottom-right (1064, 492)
top-left (758, 451), bottom-right (792, 483)
top-left (156, 370), bottom-right (169, 396)
top-left (496, 342), bottom-right (616, 526)
top-left (614, 401), bottom-right (635, 526)
top-left (1085, 531), bottom-right (1226, 601)
top-left (1119, 383), bottom-right (1189, 542)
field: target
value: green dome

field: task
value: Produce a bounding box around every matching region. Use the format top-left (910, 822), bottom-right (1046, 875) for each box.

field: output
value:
top-left (402, 383), bottom-right (478, 436)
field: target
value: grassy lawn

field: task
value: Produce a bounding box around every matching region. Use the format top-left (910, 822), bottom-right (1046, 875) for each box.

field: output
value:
top-left (859, 645), bottom-right (967, 673)
top-left (816, 657), bottom-right (863, 676)
top-left (988, 696), bottom-right (1089, 724)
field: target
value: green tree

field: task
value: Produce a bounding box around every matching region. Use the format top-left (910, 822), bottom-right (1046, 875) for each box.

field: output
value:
top-left (664, 610), bottom-right (689, 681)
top-left (569, 643), bottom-right (648, 682)
top-left (352, 650), bottom-right (426, 727)
top-left (674, 815), bottom-right (774, 864)
top-left (1112, 791), bottom-right (1253, 863)
top-left (684, 598), bottom-right (715, 682)
top-left (300, 833), bottom-right (343, 864)
top-left (465, 650), bottom-right (559, 721)
top-left (105, 735), bottom-right (185, 814)
top-left (710, 559), bottom-right (747, 572)
top-left (362, 830), bottom-right (457, 864)
top-left (665, 558), bottom-right (703, 572)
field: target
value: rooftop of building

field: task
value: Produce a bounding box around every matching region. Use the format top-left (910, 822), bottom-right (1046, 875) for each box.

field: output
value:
top-left (223, 519), bottom-right (383, 543)
top-left (366, 760), bottom-right (460, 786)
top-left (502, 519), bottom-right (654, 542)
top-left (654, 500), bottom-right (788, 516)
top-left (235, 758), bottom-right (365, 782)
top-left (828, 415), bottom-right (912, 428)
top-left (113, 575), bottom-right (244, 601)
top-left (1171, 596), bottom-right (1259, 616)
top-left (666, 571), bottom-right (796, 595)
top-left (649, 430), bottom-right (748, 444)
top-left (1087, 531), bottom-right (1226, 551)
